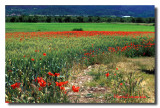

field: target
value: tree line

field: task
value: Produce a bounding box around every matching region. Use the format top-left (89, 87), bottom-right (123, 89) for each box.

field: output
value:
top-left (6, 15), bottom-right (155, 23)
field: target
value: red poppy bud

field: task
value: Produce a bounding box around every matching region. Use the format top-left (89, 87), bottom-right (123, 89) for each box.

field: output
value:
top-left (43, 53), bottom-right (46, 56)
top-left (105, 73), bottom-right (109, 77)
top-left (31, 58), bottom-right (34, 61)
top-left (72, 85), bottom-right (80, 92)
top-left (120, 83), bottom-right (123, 86)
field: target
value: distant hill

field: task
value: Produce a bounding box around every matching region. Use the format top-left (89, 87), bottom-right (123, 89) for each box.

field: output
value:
top-left (5, 5), bottom-right (155, 18)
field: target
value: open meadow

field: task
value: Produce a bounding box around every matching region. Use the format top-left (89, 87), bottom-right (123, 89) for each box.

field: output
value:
top-left (5, 23), bottom-right (155, 103)
top-left (6, 23), bottom-right (154, 32)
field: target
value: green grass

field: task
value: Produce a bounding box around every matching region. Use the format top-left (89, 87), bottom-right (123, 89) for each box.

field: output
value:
top-left (6, 23), bottom-right (155, 33)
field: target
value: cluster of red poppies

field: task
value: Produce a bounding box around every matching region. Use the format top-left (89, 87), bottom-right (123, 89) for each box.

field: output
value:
top-left (11, 82), bottom-right (21, 89)
top-left (6, 31), bottom-right (154, 39)
top-left (48, 72), bottom-right (60, 77)
top-left (108, 41), bottom-right (155, 53)
top-left (72, 85), bottom-right (80, 92)
top-left (35, 77), bottom-right (47, 88)
top-left (11, 72), bottom-right (80, 94)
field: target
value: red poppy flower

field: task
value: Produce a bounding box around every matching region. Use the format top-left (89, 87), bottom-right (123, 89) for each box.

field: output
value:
top-left (35, 78), bottom-right (36, 82)
top-left (43, 53), bottom-right (46, 56)
top-left (11, 82), bottom-right (21, 89)
top-left (58, 82), bottom-right (63, 86)
top-left (39, 79), bottom-right (46, 87)
top-left (120, 83), bottom-right (123, 86)
top-left (48, 72), bottom-right (54, 76)
top-left (54, 73), bottom-right (60, 77)
top-left (8, 70), bottom-right (12, 72)
top-left (31, 58), bottom-right (34, 61)
top-left (39, 82), bottom-right (46, 87)
top-left (116, 68), bottom-right (118, 70)
top-left (36, 77), bottom-right (42, 83)
top-left (63, 81), bottom-right (68, 85)
top-left (35, 50), bottom-right (39, 52)
top-left (143, 52), bottom-right (145, 55)
top-left (55, 82), bottom-right (58, 86)
top-left (105, 73), bottom-right (109, 77)
top-left (48, 82), bottom-right (51, 86)
top-left (72, 85), bottom-right (80, 92)
top-left (39, 87), bottom-right (42, 91)
top-left (60, 87), bottom-right (65, 90)
top-left (5, 101), bottom-right (10, 103)
top-left (55, 82), bottom-right (63, 87)
top-left (24, 55), bottom-right (25, 57)
top-left (36, 77), bottom-right (46, 87)
top-left (114, 73), bottom-right (116, 76)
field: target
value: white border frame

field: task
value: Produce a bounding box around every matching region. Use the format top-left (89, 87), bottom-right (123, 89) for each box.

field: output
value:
top-left (0, 0), bottom-right (159, 107)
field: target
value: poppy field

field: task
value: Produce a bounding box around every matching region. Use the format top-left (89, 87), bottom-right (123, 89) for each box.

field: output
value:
top-left (5, 30), bottom-right (155, 103)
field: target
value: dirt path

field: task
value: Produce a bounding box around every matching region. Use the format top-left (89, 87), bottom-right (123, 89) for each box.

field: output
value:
top-left (67, 64), bottom-right (111, 103)
top-left (67, 57), bottom-right (155, 103)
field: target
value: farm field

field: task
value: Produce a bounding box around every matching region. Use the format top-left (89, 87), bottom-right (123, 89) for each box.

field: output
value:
top-left (6, 23), bottom-right (155, 32)
top-left (5, 23), bottom-right (155, 103)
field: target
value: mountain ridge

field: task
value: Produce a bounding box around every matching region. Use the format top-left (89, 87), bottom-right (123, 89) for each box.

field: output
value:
top-left (6, 5), bottom-right (155, 18)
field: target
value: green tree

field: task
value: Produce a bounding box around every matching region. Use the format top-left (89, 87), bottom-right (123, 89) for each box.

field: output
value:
top-left (106, 18), bottom-right (112, 23)
top-left (96, 17), bottom-right (100, 22)
top-left (32, 16), bottom-right (38, 22)
top-left (136, 17), bottom-right (144, 23)
top-left (10, 17), bottom-right (16, 22)
top-left (64, 16), bottom-right (72, 22)
top-left (46, 16), bottom-right (52, 23)
top-left (77, 16), bottom-right (83, 22)
top-left (88, 17), bottom-right (93, 22)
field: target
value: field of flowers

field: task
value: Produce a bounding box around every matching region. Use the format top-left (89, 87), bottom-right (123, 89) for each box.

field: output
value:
top-left (5, 31), bottom-right (155, 103)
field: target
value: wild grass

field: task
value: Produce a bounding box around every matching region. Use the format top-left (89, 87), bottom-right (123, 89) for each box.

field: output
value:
top-left (85, 61), bottom-right (152, 103)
